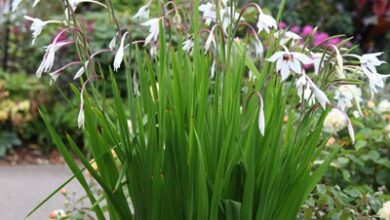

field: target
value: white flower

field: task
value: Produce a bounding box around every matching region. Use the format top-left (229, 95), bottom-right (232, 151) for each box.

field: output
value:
top-left (133, 4), bottom-right (150, 20)
top-left (254, 36), bottom-right (264, 58)
top-left (24, 16), bottom-right (60, 45)
top-left (360, 52), bottom-right (386, 75)
top-left (378, 201), bottom-right (390, 220)
top-left (205, 27), bottom-right (216, 53)
top-left (74, 61), bottom-right (89, 79)
top-left (36, 41), bottom-right (72, 78)
top-left (258, 95), bottom-right (265, 136)
top-left (109, 34), bottom-right (117, 50)
top-left (220, 6), bottom-right (241, 33)
top-left (24, 16), bottom-right (47, 44)
top-left (33, 0), bottom-right (41, 7)
top-left (199, 3), bottom-right (216, 26)
top-left (295, 75), bottom-right (315, 105)
top-left (182, 39), bottom-right (194, 54)
top-left (312, 53), bottom-right (325, 75)
top-left (12, 0), bottom-right (23, 11)
top-left (274, 31), bottom-right (302, 45)
top-left (359, 52), bottom-right (389, 96)
top-left (268, 50), bottom-right (313, 81)
top-left (150, 44), bottom-right (158, 57)
top-left (324, 109), bottom-right (347, 134)
top-left (257, 12), bottom-right (277, 34)
top-left (295, 74), bottom-right (330, 109)
top-left (378, 100), bottom-right (390, 113)
top-left (334, 85), bottom-right (362, 110)
top-left (308, 78), bottom-right (330, 109)
top-left (142, 18), bottom-right (160, 45)
top-left (366, 72), bottom-right (390, 97)
top-left (211, 60), bottom-right (216, 79)
top-left (77, 94), bottom-right (85, 129)
top-left (113, 32), bottom-right (129, 72)
top-left (49, 71), bottom-right (61, 82)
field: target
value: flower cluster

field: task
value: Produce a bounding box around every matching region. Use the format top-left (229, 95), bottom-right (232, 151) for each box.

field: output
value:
top-left (18, 0), bottom-right (389, 144)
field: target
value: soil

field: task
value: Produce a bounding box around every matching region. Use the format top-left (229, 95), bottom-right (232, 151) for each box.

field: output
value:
top-left (0, 145), bottom-right (64, 166)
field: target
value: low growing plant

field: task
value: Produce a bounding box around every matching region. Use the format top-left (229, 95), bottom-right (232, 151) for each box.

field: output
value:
top-left (17, 0), bottom-right (390, 219)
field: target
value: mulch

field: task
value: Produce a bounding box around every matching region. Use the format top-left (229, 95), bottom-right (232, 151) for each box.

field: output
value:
top-left (0, 145), bottom-right (64, 166)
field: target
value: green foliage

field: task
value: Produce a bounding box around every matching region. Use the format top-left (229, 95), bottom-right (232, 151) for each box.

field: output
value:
top-left (0, 131), bottom-right (21, 157)
top-left (301, 184), bottom-right (388, 219)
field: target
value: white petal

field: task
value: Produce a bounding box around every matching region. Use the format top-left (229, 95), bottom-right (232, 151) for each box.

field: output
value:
top-left (74, 61), bottom-right (89, 79)
top-left (258, 95), bottom-right (265, 136)
top-left (280, 62), bottom-right (290, 81)
top-left (293, 52), bottom-right (313, 65)
top-left (267, 51), bottom-right (285, 62)
top-left (113, 32), bottom-right (129, 71)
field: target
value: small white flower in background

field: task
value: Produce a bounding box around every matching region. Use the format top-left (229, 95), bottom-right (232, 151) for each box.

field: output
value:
top-left (254, 36), bottom-right (264, 58)
top-left (127, 119), bottom-right (134, 135)
top-left (49, 71), bottom-right (61, 82)
top-left (378, 201), bottom-right (390, 220)
top-left (256, 11), bottom-right (277, 34)
top-left (334, 85), bottom-right (362, 111)
top-left (74, 61), bottom-right (89, 79)
top-left (307, 78), bottom-right (330, 109)
top-left (24, 16), bottom-right (47, 45)
top-left (36, 41), bottom-right (73, 78)
top-left (359, 52), bottom-right (390, 96)
top-left (33, 0), bottom-right (41, 7)
top-left (295, 74), bottom-right (315, 105)
top-left (360, 52), bottom-right (386, 75)
top-left (267, 49), bottom-right (313, 81)
top-left (78, 95), bottom-right (85, 129)
top-left (323, 108), bottom-right (347, 134)
top-left (109, 34), bottom-right (117, 50)
top-left (182, 38), bottom-right (194, 54)
top-left (113, 32), bottom-right (129, 71)
top-left (274, 31), bottom-right (302, 45)
top-left (378, 100), bottom-right (390, 113)
top-left (133, 3), bottom-right (150, 20)
top-left (12, 0), bottom-right (23, 11)
top-left (142, 18), bottom-right (160, 45)
top-left (295, 73), bottom-right (330, 109)
top-left (220, 6), bottom-right (241, 33)
top-left (366, 71), bottom-right (390, 97)
top-left (312, 53), bottom-right (325, 75)
top-left (258, 94), bottom-right (265, 136)
top-left (150, 43), bottom-right (158, 57)
top-left (205, 27), bottom-right (216, 53)
top-left (210, 60), bottom-right (216, 79)
top-left (49, 209), bottom-right (67, 220)
top-left (199, 2), bottom-right (217, 26)
top-left (324, 108), bottom-right (355, 143)
top-left (24, 16), bottom-right (60, 45)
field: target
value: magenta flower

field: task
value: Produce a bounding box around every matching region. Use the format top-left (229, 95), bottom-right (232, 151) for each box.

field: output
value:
top-left (313, 32), bottom-right (329, 46)
top-left (291, 25), bottom-right (301, 33)
top-left (278, 21), bottom-right (287, 29)
top-left (327, 37), bottom-right (341, 46)
top-left (302, 25), bottom-right (314, 36)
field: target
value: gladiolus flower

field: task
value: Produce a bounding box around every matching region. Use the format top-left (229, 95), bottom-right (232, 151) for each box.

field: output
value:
top-left (267, 49), bottom-right (313, 81)
top-left (113, 32), bottom-right (129, 72)
top-left (142, 18), bottom-right (160, 45)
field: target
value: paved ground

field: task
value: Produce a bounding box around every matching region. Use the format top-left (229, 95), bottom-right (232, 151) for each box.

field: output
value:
top-left (0, 165), bottom-right (85, 220)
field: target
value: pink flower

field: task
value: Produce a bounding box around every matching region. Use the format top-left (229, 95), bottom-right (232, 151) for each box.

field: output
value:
top-left (302, 25), bottom-right (314, 36)
top-left (291, 25), bottom-right (301, 33)
top-left (327, 37), bottom-right (341, 46)
top-left (313, 32), bottom-right (329, 46)
top-left (278, 21), bottom-right (287, 29)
